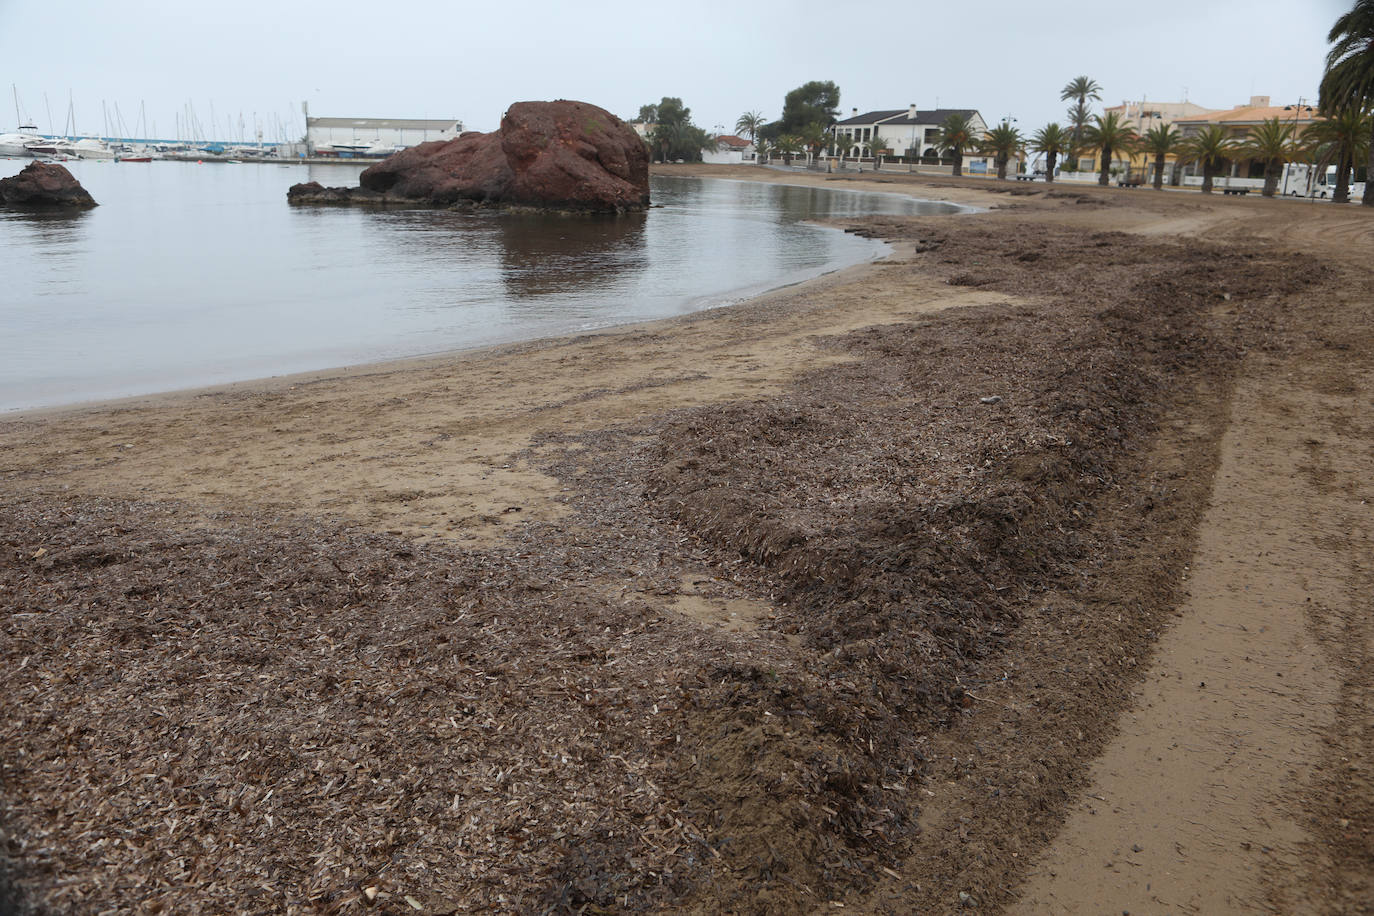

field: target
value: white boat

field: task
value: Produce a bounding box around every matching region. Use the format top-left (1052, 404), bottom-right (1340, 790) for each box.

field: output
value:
top-left (69, 137), bottom-right (118, 159)
top-left (23, 136), bottom-right (70, 157)
top-left (223, 144), bottom-right (276, 159)
top-left (0, 132), bottom-right (35, 157)
top-left (363, 140), bottom-right (404, 157)
top-left (314, 141), bottom-right (371, 156)
top-left (1, 121), bottom-right (42, 157)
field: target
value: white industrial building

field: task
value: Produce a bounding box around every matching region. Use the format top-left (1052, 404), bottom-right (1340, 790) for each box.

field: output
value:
top-left (304, 115), bottom-right (465, 157)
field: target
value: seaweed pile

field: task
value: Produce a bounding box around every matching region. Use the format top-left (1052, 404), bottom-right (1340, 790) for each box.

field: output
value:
top-left (0, 220), bottom-right (1321, 913)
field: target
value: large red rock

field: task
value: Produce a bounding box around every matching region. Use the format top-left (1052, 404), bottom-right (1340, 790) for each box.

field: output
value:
top-left (0, 162), bottom-right (97, 209)
top-left (289, 100), bottom-right (649, 213)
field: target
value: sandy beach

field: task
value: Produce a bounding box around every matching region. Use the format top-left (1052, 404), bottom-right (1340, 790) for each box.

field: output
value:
top-left (2, 164), bottom-right (1371, 914)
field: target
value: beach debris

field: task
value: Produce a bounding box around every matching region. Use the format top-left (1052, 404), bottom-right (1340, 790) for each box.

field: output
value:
top-left (979, 396), bottom-right (1002, 405)
top-left (0, 216), bottom-right (1330, 914)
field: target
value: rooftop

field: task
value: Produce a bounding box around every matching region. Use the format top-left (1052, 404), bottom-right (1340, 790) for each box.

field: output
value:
top-left (1174, 104), bottom-right (1319, 125)
top-left (834, 108), bottom-right (979, 127)
top-left (306, 117), bottom-right (462, 131)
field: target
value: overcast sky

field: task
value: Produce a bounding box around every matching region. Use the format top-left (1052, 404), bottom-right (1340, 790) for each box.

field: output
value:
top-left (0, 0), bottom-right (1350, 142)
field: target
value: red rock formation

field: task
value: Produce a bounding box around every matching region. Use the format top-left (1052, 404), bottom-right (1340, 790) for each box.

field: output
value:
top-left (290, 100), bottom-right (649, 213)
top-left (0, 162), bottom-right (98, 209)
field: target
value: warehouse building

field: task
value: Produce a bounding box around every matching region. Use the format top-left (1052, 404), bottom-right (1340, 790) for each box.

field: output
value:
top-left (304, 115), bottom-right (465, 157)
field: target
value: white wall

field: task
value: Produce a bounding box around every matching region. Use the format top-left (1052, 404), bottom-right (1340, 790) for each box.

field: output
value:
top-left (703, 149), bottom-right (754, 165)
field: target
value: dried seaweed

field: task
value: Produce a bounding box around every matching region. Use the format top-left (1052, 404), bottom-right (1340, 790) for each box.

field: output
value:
top-left (0, 217), bottom-right (1326, 914)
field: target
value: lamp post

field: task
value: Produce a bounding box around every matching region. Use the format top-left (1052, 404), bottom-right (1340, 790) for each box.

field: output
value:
top-left (1280, 98), bottom-right (1308, 196)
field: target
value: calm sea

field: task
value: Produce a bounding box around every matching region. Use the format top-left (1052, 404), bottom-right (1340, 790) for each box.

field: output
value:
top-left (0, 160), bottom-right (962, 412)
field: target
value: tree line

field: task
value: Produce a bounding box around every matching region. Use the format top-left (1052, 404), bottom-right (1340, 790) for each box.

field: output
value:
top-left (638, 2), bottom-right (1372, 203)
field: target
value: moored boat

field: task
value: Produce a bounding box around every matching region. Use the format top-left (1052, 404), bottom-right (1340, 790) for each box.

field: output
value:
top-left (23, 137), bottom-right (68, 157)
top-left (0, 132), bottom-right (36, 157)
top-left (69, 138), bottom-right (117, 159)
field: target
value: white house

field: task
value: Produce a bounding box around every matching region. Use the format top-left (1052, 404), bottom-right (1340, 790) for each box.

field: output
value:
top-left (703, 134), bottom-right (755, 165)
top-left (830, 105), bottom-right (987, 161)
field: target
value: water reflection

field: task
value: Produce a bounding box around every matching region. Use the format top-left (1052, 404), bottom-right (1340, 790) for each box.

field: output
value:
top-left (1, 208), bottom-right (92, 241)
top-left (1, 164), bottom-right (966, 412)
top-left (0, 210), bottom-right (91, 295)
top-left (496, 212), bottom-right (647, 300)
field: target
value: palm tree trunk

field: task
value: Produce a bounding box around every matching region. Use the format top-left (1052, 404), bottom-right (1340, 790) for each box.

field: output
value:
top-left (1153, 153), bottom-right (1164, 190)
top-left (997, 156), bottom-right (1007, 180)
top-left (1201, 163), bottom-right (1214, 194)
top-left (1262, 158), bottom-right (1278, 198)
top-left (1365, 121), bottom-right (1374, 206)
top-left (1098, 144), bottom-right (1110, 186)
top-left (1334, 149), bottom-right (1351, 203)
top-left (1046, 151), bottom-right (1057, 183)
top-left (952, 150), bottom-right (963, 177)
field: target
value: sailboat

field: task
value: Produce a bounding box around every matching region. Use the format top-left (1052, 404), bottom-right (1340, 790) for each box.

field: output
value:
top-left (2, 85), bottom-right (39, 157)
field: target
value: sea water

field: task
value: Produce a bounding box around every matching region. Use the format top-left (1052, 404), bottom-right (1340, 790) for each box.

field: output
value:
top-left (0, 160), bottom-right (962, 412)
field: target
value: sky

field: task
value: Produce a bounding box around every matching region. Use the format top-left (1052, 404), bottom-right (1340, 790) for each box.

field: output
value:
top-left (0, 0), bottom-right (1351, 142)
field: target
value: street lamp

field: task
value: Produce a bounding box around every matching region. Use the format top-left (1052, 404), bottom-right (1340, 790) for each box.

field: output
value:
top-left (1002, 116), bottom-right (1019, 175)
top-left (1281, 99), bottom-right (1310, 196)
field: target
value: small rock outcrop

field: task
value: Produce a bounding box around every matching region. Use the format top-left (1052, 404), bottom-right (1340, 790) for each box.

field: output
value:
top-left (288, 100), bottom-right (650, 213)
top-left (0, 162), bottom-right (98, 210)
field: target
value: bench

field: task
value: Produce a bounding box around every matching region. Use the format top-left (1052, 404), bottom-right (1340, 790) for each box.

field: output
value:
top-left (1222, 187), bottom-right (1250, 196)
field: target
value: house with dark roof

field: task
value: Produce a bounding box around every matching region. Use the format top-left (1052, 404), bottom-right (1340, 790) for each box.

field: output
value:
top-left (830, 105), bottom-right (987, 161)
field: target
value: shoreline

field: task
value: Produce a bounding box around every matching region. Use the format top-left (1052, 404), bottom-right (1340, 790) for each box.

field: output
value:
top-left (2, 166), bottom-right (1370, 913)
top-left (1, 167), bottom-right (966, 419)
top-left (2, 232), bottom-right (909, 424)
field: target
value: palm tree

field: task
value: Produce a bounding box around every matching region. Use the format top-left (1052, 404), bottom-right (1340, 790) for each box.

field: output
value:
top-left (1181, 125), bottom-right (1236, 193)
top-left (798, 122), bottom-right (830, 165)
top-left (1139, 123), bottom-right (1182, 189)
top-left (1061, 76), bottom-right (1102, 170)
top-left (1030, 123), bottom-right (1069, 183)
top-left (735, 111), bottom-right (766, 144)
top-left (980, 121), bottom-right (1024, 179)
top-left (865, 128), bottom-right (889, 166)
top-left (754, 136), bottom-right (772, 165)
top-left (1321, 0), bottom-right (1374, 204)
top-left (937, 113), bottom-right (978, 177)
top-left (1241, 118), bottom-right (1299, 197)
top-left (775, 134), bottom-right (802, 166)
top-left (1082, 111), bottom-right (1137, 186)
top-left (828, 129), bottom-right (847, 164)
top-left (1305, 106), bottom-right (1372, 202)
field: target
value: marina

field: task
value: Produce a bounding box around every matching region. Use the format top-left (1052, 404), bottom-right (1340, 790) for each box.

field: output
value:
top-left (5, 88), bottom-right (465, 165)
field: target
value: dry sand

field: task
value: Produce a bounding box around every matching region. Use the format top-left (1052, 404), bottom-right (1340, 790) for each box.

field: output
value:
top-left (1, 164), bottom-right (1370, 914)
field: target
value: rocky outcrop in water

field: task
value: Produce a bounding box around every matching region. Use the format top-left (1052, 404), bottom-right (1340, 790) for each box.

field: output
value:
top-left (288, 100), bottom-right (650, 213)
top-left (0, 162), bottom-right (98, 210)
